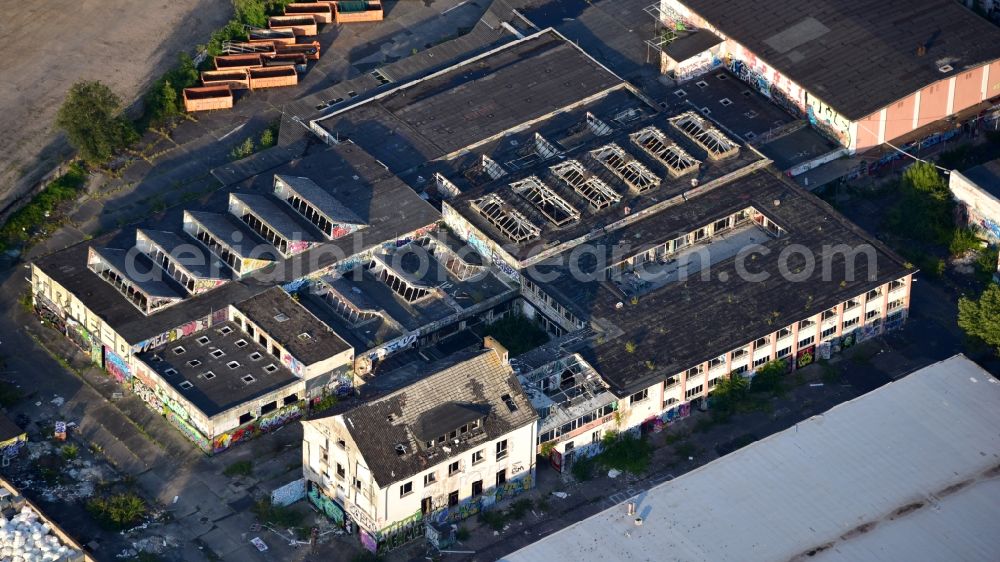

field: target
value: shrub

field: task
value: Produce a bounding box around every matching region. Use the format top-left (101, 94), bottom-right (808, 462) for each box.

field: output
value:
top-left (251, 498), bottom-right (304, 528)
top-left (259, 124), bottom-right (278, 148)
top-left (751, 359), bottom-right (786, 394)
top-left (455, 526), bottom-right (470, 541)
top-left (61, 444), bottom-right (79, 461)
top-left (87, 493), bottom-right (147, 529)
top-left (0, 163), bottom-right (87, 250)
top-left (483, 313), bottom-right (549, 356)
top-left (230, 137), bottom-right (255, 160)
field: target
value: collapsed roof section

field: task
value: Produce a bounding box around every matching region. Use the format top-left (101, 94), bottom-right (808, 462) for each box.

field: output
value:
top-left (441, 103), bottom-right (762, 266)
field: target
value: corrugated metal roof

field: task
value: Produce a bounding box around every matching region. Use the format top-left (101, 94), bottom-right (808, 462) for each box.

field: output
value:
top-left (502, 355), bottom-right (1000, 562)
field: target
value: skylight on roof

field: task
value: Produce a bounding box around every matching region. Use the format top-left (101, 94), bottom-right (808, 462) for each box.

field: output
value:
top-left (590, 143), bottom-right (660, 192)
top-left (274, 313), bottom-right (290, 322)
top-left (669, 111), bottom-right (740, 160)
top-left (630, 127), bottom-right (701, 179)
top-left (180, 381), bottom-right (194, 390)
top-left (509, 176), bottom-right (580, 227)
top-left (550, 160), bottom-right (621, 210)
top-left (242, 374), bottom-right (256, 384)
top-left (197, 336), bottom-right (211, 345)
top-left (471, 194), bottom-right (541, 244)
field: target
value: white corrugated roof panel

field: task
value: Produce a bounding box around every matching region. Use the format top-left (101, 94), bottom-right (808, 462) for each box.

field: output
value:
top-left (501, 354), bottom-right (1000, 562)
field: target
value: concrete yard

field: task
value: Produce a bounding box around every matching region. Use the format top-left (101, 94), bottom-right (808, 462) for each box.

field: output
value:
top-left (0, 0), bottom-right (233, 214)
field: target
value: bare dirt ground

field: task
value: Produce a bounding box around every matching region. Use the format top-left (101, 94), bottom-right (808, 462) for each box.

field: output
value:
top-left (0, 0), bottom-right (232, 214)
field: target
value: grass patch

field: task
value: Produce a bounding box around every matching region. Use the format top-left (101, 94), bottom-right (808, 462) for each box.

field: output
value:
top-left (819, 360), bottom-right (841, 384)
top-left (61, 444), bottom-right (79, 461)
top-left (483, 313), bottom-right (550, 356)
top-left (0, 163), bottom-right (87, 252)
top-left (251, 498), bottom-right (304, 529)
top-left (223, 460), bottom-right (253, 477)
top-left (0, 380), bottom-right (23, 407)
top-left (674, 441), bottom-right (699, 458)
top-left (478, 498), bottom-right (535, 531)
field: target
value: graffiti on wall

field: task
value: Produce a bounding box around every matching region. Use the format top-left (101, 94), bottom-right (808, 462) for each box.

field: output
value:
top-left (847, 129), bottom-right (961, 180)
top-left (211, 424), bottom-right (254, 454)
top-left (308, 485), bottom-right (345, 525)
top-left (104, 348), bottom-right (131, 383)
top-left (360, 529), bottom-right (378, 554)
top-left (674, 51), bottom-right (721, 82)
top-left (271, 478), bottom-right (306, 507)
top-left (360, 473), bottom-right (536, 555)
top-left (132, 311), bottom-right (222, 354)
top-left (366, 333), bottom-right (417, 363)
top-left (166, 410), bottom-right (210, 452)
top-left (491, 253), bottom-right (519, 283)
top-left (258, 404), bottom-right (303, 434)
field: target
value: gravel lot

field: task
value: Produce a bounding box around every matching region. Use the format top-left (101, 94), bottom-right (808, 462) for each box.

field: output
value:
top-left (0, 0), bottom-right (232, 214)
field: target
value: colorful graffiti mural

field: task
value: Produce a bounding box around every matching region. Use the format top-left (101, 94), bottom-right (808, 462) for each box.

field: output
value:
top-left (132, 311), bottom-right (223, 354)
top-left (166, 410), bottom-right (210, 452)
top-left (271, 478), bottom-right (306, 507)
top-left (211, 424), bottom-right (254, 454)
top-left (308, 486), bottom-right (345, 526)
top-left (360, 529), bottom-right (378, 554)
top-left (258, 404), bottom-right (303, 434)
top-left (104, 348), bottom-right (131, 383)
top-left (847, 129), bottom-right (961, 180)
top-left (366, 333), bottom-right (417, 363)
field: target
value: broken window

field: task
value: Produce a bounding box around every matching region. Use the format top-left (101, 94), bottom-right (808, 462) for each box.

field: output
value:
top-left (669, 111), bottom-right (740, 160)
top-left (509, 176), bottom-right (580, 226)
top-left (590, 143), bottom-right (660, 192)
top-left (630, 126), bottom-right (700, 178)
top-left (471, 194), bottom-right (541, 244)
top-left (550, 160), bottom-right (621, 210)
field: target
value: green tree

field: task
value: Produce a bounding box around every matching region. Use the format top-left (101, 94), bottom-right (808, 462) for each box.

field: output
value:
top-left (886, 162), bottom-right (954, 245)
top-left (56, 81), bottom-right (137, 164)
top-left (751, 359), bottom-right (787, 394)
top-left (958, 284), bottom-right (1000, 353)
top-left (710, 374), bottom-right (749, 419)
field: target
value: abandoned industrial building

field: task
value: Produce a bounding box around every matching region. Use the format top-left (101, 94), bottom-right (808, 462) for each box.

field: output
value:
top-left (651, 0), bottom-right (1000, 154)
top-left (302, 340), bottom-right (537, 553)
top-left (29, 24), bottom-right (921, 554)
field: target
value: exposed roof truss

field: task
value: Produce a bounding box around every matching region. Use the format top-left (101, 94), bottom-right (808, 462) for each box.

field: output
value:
top-left (630, 126), bottom-right (701, 178)
top-left (590, 143), bottom-right (661, 193)
top-left (510, 175), bottom-right (580, 227)
top-left (669, 111), bottom-right (740, 160)
top-left (550, 160), bottom-right (621, 210)
top-left (471, 194), bottom-right (541, 244)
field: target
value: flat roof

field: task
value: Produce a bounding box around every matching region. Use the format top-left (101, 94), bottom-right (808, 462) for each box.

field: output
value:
top-left (234, 286), bottom-right (352, 364)
top-left (502, 354), bottom-right (1000, 562)
top-left (678, 0), bottom-right (1000, 120)
top-left (960, 157), bottom-right (1000, 201)
top-left (312, 29), bottom-right (624, 173)
top-left (528, 168), bottom-right (909, 395)
top-left (137, 320), bottom-right (299, 417)
top-left (663, 29), bottom-right (723, 62)
top-left (445, 104), bottom-right (762, 264)
top-left (33, 143), bottom-right (440, 346)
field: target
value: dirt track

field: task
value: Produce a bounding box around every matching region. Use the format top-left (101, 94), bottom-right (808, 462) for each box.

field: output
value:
top-left (0, 0), bottom-right (232, 214)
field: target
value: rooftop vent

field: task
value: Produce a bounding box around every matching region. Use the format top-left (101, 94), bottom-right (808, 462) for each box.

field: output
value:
top-left (395, 444), bottom-right (407, 456)
top-left (242, 374), bottom-right (256, 384)
top-left (938, 64), bottom-right (953, 73)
